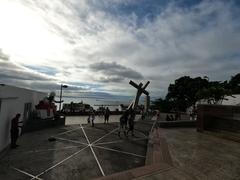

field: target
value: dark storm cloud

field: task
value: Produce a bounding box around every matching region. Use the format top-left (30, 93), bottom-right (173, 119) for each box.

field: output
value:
top-left (89, 61), bottom-right (143, 83)
top-left (0, 61), bottom-right (50, 81)
top-left (1, 0), bottom-right (240, 98)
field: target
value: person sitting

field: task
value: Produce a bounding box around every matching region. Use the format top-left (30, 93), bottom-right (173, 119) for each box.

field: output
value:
top-left (166, 114), bottom-right (171, 121)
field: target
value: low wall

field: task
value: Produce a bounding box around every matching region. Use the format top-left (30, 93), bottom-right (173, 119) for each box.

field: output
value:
top-left (159, 120), bottom-right (196, 128)
top-left (23, 116), bottom-right (65, 133)
top-left (197, 104), bottom-right (240, 133)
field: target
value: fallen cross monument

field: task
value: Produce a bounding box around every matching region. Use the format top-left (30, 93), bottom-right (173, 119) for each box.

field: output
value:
top-left (127, 80), bottom-right (150, 112)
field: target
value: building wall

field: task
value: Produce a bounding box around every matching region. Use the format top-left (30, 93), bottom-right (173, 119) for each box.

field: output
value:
top-left (0, 85), bottom-right (47, 152)
top-left (197, 104), bottom-right (240, 133)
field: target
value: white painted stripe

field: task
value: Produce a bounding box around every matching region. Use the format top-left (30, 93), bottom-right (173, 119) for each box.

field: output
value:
top-left (134, 130), bottom-right (148, 138)
top-left (95, 137), bottom-right (148, 146)
top-left (12, 167), bottom-right (43, 180)
top-left (92, 128), bottom-right (119, 145)
top-left (150, 118), bottom-right (157, 133)
top-left (54, 137), bottom-right (88, 146)
top-left (55, 127), bottom-right (82, 136)
top-left (93, 145), bottom-right (145, 158)
top-left (82, 127), bottom-right (108, 131)
top-left (81, 125), bottom-right (105, 176)
top-left (32, 146), bottom-right (89, 179)
top-left (95, 140), bottom-right (124, 145)
top-left (90, 146), bottom-right (105, 176)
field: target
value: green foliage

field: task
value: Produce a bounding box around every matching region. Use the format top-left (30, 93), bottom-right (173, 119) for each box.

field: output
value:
top-left (165, 76), bottom-right (208, 111)
top-left (152, 73), bottom-right (239, 112)
top-left (196, 84), bottom-right (231, 104)
top-left (229, 73), bottom-right (240, 94)
top-left (150, 98), bottom-right (171, 113)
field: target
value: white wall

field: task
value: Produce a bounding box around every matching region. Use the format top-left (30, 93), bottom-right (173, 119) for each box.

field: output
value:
top-left (0, 85), bottom-right (47, 152)
top-left (221, 95), bottom-right (240, 106)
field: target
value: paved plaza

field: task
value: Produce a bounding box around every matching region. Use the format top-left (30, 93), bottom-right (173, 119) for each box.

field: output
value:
top-left (1, 116), bottom-right (240, 180)
top-left (0, 119), bottom-right (155, 180)
top-left (137, 127), bottom-right (240, 180)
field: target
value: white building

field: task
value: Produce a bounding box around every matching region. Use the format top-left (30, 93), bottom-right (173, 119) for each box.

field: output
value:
top-left (0, 84), bottom-right (47, 152)
top-left (187, 94), bottom-right (240, 116)
top-left (221, 94), bottom-right (240, 106)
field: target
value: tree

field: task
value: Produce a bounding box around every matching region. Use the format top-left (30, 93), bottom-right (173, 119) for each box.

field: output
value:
top-left (196, 81), bottom-right (231, 104)
top-left (152, 74), bottom-right (238, 112)
top-left (166, 76), bottom-right (208, 111)
top-left (229, 73), bottom-right (240, 94)
top-left (150, 98), bottom-right (171, 112)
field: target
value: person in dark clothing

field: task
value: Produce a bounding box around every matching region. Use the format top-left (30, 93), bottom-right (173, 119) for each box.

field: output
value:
top-left (91, 110), bottom-right (95, 127)
top-left (127, 111), bottom-right (135, 136)
top-left (170, 115), bottom-right (174, 121)
top-left (104, 107), bottom-right (110, 124)
top-left (141, 110), bottom-right (145, 120)
top-left (118, 111), bottom-right (129, 138)
top-left (166, 114), bottom-right (171, 121)
top-left (10, 113), bottom-right (22, 148)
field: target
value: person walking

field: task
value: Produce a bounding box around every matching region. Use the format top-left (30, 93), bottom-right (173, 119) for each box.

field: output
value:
top-left (141, 110), bottom-right (145, 120)
top-left (10, 113), bottom-right (22, 148)
top-left (104, 107), bottom-right (110, 124)
top-left (118, 111), bottom-right (128, 138)
top-left (127, 111), bottom-right (135, 137)
top-left (91, 110), bottom-right (95, 127)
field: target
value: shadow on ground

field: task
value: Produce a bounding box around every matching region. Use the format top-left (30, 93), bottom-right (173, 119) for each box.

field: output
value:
top-left (0, 120), bottom-right (155, 180)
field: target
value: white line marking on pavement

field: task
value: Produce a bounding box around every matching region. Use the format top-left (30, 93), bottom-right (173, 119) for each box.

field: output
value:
top-left (80, 124), bottom-right (105, 176)
top-left (55, 127), bottom-right (82, 136)
top-left (53, 137), bottom-right (88, 146)
top-left (134, 130), bottom-right (148, 138)
top-left (95, 137), bottom-right (148, 146)
top-left (93, 145), bottom-right (145, 158)
top-left (12, 167), bottom-right (43, 180)
top-left (95, 140), bottom-right (124, 145)
top-left (150, 118), bottom-right (158, 133)
top-left (31, 146), bottom-right (89, 179)
top-left (92, 128), bottom-right (119, 145)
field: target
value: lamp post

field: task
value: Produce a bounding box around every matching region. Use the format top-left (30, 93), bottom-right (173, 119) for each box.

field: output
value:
top-left (59, 84), bottom-right (68, 111)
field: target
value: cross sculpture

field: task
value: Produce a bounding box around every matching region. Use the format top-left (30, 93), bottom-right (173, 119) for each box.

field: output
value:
top-left (127, 80), bottom-right (150, 111)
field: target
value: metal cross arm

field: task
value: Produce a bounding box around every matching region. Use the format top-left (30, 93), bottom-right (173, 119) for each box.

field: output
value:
top-left (129, 80), bottom-right (150, 96)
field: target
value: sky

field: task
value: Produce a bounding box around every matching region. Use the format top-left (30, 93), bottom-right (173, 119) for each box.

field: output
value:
top-left (0, 0), bottom-right (240, 104)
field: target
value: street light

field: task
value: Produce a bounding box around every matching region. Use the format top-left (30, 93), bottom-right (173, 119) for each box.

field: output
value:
top-left (59, 84), bottom-right (68, 111)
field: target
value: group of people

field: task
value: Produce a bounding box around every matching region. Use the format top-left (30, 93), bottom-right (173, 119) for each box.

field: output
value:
top-left (11, 107), bottom-right (134, 149)
top-left (118, 109), bottom-right (135, 138)
top-left (87, 107), bottom-right (111, 127)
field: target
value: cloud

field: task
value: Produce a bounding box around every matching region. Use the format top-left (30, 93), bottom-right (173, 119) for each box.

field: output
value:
top-left (0, 0), bottom-right (240, 100)
top-left (0, 49), bottom-right (9, 61)
top-left (89, 61), bottom-right (143, 82)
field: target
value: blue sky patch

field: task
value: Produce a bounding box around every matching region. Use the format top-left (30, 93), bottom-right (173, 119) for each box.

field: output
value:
top-left (24, 65), bottom-right (59, 76)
